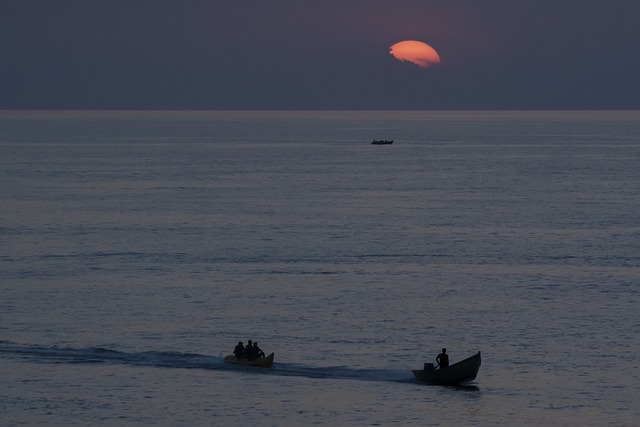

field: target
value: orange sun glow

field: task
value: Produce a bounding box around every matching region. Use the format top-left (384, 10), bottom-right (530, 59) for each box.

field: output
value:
top-left (389, 40), bottom-right (441, 68)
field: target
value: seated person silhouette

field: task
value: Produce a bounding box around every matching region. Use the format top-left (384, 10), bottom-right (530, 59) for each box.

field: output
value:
top-left (233, 341), bottom-right (245, 359)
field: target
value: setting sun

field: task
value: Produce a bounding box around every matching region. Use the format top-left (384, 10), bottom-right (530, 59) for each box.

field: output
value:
top-left (389, 40), bottom-right (441, 68)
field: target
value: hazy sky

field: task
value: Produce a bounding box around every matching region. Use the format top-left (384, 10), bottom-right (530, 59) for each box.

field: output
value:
top-left (2, 0), bottom-right (639, 109)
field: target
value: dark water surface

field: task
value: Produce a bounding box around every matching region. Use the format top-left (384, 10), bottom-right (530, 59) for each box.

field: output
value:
top-left (1, 110), bottom-right (639, 426)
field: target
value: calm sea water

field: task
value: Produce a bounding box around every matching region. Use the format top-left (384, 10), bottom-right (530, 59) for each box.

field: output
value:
top-left (1, 110), bottom-right (639, 426)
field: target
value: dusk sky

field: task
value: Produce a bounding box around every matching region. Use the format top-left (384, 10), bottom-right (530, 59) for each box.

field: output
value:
top-left (2, 0), bottom-right (639, 109)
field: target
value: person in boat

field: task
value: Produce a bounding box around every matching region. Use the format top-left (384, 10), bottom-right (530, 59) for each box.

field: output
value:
top-left (436, 348), bottom-right (449, 369)
top-left (245, 340), bottom-right (256, 360)
top-left (233, 341), bottom-right (245, 359)
top-left (252, 342), bottom-right (265, 359)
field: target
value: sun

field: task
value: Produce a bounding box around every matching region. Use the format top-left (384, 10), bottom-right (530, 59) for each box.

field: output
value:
top-left (389, 40), bottom-right (441, 68)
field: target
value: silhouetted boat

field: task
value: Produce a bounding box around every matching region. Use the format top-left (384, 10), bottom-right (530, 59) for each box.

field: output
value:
top-left (412, 351), bottom-right (481, 385)
top-left (371, 139), bottom-right (393, 145)
top-left (224, 352), bottom-right (274, 368)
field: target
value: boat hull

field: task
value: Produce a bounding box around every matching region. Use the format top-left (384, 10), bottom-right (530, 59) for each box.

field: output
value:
top-left (412, 352), bottom-right (481, 385)
top-left (224, 352), bottom-right (274, 368)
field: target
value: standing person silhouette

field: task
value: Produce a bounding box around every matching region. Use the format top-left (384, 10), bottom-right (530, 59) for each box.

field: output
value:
top-left (436, 348), bottom-right (449, 369)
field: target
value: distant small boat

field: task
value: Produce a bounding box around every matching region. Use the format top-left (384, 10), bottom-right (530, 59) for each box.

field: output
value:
top-left (224, 352), bottom-right (274, 368)
top-left (412, 351), bottom-right (481, 385)
top-left (371, 139), bottom-right (393, 145)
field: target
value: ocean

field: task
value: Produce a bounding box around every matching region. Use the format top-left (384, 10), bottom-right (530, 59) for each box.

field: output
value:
top-left (1, 110), bottom-right (638, 426)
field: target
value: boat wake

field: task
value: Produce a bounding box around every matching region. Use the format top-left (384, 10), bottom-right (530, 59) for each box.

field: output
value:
top-left (0, 340), bottom-right (219, 370)
top-left (263, 362), bottom-right (413, 383)
top-left (0, 341), bottom-right (413, 384)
